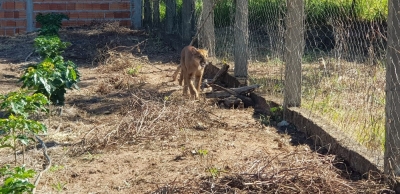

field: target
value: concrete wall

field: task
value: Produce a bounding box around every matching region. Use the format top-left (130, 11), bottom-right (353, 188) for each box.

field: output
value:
top-left (0, 0), bottom-right (139, 36)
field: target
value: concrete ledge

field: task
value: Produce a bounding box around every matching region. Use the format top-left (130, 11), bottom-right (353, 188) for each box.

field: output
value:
top-left (184, 58), bottom-right (383, 177)
top-left (263, 96), bottom-right (384, 176)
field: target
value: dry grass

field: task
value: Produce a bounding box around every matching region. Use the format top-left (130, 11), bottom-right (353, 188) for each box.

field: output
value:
top-left (199, 151), bottom-right (387, 193)
top-left (248, 57), bottom-right (386, 151)
top-left (301, 59), bottom-right (385, 151)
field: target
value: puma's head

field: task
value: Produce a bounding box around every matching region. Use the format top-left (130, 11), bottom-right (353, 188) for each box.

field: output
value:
top-left (193, 48), bottom-right (208, 68)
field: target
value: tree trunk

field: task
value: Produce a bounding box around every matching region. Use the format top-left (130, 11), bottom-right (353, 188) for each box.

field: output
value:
top-left (143, 0), bottom-right (152, 28)
top-left (199, 0), bottom-right (215, 57)
top-left (152, 0), bottom-right (160, 29)
top-left (385, 0), bottom-right (400, 191)
top-left (165, 0), bottom-right (176, 34)
top-left (283, 0), bottom-right (304, 108)
top-left (182, 0), bottom-right (194, 44)
top-left (233, 0), bottom-right (249, 85)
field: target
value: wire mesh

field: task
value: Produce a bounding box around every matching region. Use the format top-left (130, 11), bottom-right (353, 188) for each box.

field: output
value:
top-left (209, 0), bottom-right (388, 160)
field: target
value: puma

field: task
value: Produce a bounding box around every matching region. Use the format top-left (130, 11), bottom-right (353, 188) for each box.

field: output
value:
top-left (171, 46), bottom-right (208, 99)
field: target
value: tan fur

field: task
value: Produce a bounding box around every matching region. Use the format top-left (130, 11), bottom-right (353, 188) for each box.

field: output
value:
top-left (172, 46), bottom-right (208, 99)
top-left (171, 47), bottom-right (208, 86)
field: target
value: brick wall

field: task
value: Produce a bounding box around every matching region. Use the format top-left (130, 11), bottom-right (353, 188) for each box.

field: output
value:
top-left (0, 0), bottom-right (133, 36)
top-left (0, 1), bottom-right (27, 36)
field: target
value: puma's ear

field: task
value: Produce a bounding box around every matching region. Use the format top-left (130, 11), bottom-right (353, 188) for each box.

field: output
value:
top-left (190, 47), bottom-right (199, 55)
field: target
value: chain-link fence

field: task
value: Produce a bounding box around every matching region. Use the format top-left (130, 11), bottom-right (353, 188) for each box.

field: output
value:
top-left (181, 0), bottom-right (392, 176)
top-left (145, 0), bottom-right (400, 188)
top-left (208, 0), bottom-right (387, 154)
top-left (160, 0), bottom-right (399, 181)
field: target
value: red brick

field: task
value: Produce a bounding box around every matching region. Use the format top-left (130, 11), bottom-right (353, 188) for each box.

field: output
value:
top-left (34, 3), bottom-right (50, 11)
top-left (15, 28), bottom-right (26, 34)
top-left (68, 12), bottom-right (79, 19)
top-left (78, 12), bottom-right (89, 19)
top-left (87, 12), bottom-right (104, 19)
top-left (62, 20), bottom-right (77, 26)
top-left (92, 3), bottom-right (109, 10)
top-left (119, 20), bottom-right (130, 27)
top-left (15, 2), bottom-right (26, 10)
top-left (110, 2), bottom-right (130, 10)
top-left (15, 20), bottom-right (26, 27)
top-left (2, 2), bottom-right (15, 10)
top-left (114, 11), bottom-right (130, 19)
top-left (49, 3), bottom-right (66, 10)
top-left (84, 4), bottom-right (92, 10)
top-left (75, 3), bottom-right (86, 10)
top-left (66, 3), bottom-right (76, 10)
top-left (5, 21), bottom-right (16, 27)
top-left (18, 11), bottom-right (27, 18)
top-left (5, 29), bottom-right (15, 36)
top-left (14, 11), bottom-right (19, 18)
top-left (92, 3), bottom-right (100, 10)
top-left (4, 11), bottom-right (14, 18)
top-left (76, 20), bottom-right (91, 26)
top-left (0, 12), bottom-right (4, 18)
top-left (105, 12), bottom-right (114, 19)
top-left (100, 3), bottom-right (109, 10)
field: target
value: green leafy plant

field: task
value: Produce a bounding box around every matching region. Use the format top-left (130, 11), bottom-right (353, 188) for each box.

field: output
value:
top-left (51, 181), bottom-right (67, 192)
top-left (207, 167), bottom-right (220, 179)
top-left (270, 106), bottom-right (283, 123)
top-left (35, 13), bottom-right (69, 36)
top-left (259, 114), bottom-right (270, 126)
top-left (83, 151), bottom-right (99, 161)
top-left (49, 165), bottom-right (64, 173)
top-left (0, 90), bottom-right (49, 118)
top-left (0, 115), bottom-right (47, 164)
top-left (20, 57), bottom-right (80, 106)
top-left (34, 36), bottom-right (71, 59)
top-left (126, 65), bottom-right (141, 76)
top-left (0, 90), bottom-right (49, 165)
top-left (0, 165), bottom-right (36, 194)
top-left (198, 149), bottom-right (208, 157)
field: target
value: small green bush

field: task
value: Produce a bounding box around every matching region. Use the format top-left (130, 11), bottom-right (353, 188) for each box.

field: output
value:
top-left (0, 165), bottom-right (36, 194)
top-left (34, 36), bottom-right (71, 59)
top-left (36, 13), bottom-right (69, 36)
top-left (20, 57), bottom-right (80, 106)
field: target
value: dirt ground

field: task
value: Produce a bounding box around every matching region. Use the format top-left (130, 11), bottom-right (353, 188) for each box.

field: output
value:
top-left (0, 23), bottom-right (393, 193)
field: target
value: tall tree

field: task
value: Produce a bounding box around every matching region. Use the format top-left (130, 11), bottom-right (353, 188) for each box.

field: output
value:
top-left (143, 0), bottom-right (152, 28)
top-left (234, 0), bottom-right (249, 85)
top-left (165, 0), bottom-right (176, 34)
top-left (152, 0), bottom-right (160, 28)
top-left (385, 0), bottom-right (400, 191)
top-left (182, 0), bottom-right (195, 44)
top-left (199, 0), bottom-right (215, 57)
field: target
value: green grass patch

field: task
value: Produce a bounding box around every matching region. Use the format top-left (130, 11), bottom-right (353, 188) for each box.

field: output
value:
top-left (301, 61), bottom-right (386, 151)
top-left (160, 0), bottom-right (388, 28)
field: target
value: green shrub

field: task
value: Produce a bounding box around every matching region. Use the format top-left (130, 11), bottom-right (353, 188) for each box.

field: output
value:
top-left (36, 13), bottom-right (69, 36)
top-left (0, 90), bottom-right (49, 165)
top-left (20, 58), bottom-right (80, 106)
top-left (0, 165), bottom-right (36, 194)
top-left (34, 36), bottom-right (71, 59)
